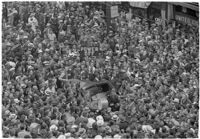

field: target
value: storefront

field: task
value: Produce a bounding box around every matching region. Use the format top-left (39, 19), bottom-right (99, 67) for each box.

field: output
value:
top-left (129, 2), bottom-right (167, 27)
top-left (173, 3), bottom-right (199, 27)
top-left (168, 2), bottom-right (199, 27)
top-left (147, 2), bottom-right (167, 26)
top-left (129, 2), bottom-right (151, 19)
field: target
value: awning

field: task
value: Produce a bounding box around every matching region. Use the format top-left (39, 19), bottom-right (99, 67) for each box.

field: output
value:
top-left (130, 2), bottom-right (151, 8)
top-left (172, 2), bottom-right (199, 11)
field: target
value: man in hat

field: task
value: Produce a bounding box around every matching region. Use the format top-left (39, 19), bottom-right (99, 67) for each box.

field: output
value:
top-left (28, 13), bottom-right (38, 33)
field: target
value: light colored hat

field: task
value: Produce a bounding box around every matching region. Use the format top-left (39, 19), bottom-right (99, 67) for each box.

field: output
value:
top-left (94, 135), bottom-right (102, 139)
top-left (60, 31), bottom-right (65, 35)
top-left (67, 116), bottom-right (75, 124)
top-left (38, 49), bottom-right (43, 53)
top-left (47, 23), bottom-right (51, 26)
top-left (30, 123), bottom-right (40, 132)
top-left (174, 98), bottom-right (179, 103)
top-left (28, 43), bottom-right (34, 47)
top-left (113, 134), bottom-right (121, 139)
top-left (97, 119), bottom-right (104, 126)
top-left (71, 124), bottom-right (78, 129)
top-left (50, 124), bottom-right (58, 131)
top-left (96, 115), bottom-right (104, 121)
top-left (65, 132), bottom-right (71, 137)
top-left (133, 84), bottom-right (141, 88)
top-left (28, 65), bottom-right (34, 70)
top-left (9, 113), bottom-right (17, 120)
top-left (6, 61), bottom-right (16, 67)
top-left (43, 61), bottom-right (50, 65)
top-left (58, 135), bottom-right (66, 139)
top-left (87, 118), bottom-right (96, 128)
top-left (112, 115), bottom-right (119, 121)
top-left (23, 36), bottom-right (28, 39)
top-left (7, 81), bottom-right (12, 85)
top-left (45, 48), bottom-right (50, 52)
top-left (9, 67), bottom-right (15, 72)
top-left (14, 99), bottom-right (20, 104)
top-left (59, 19), bottom-right (63, 22)
top-left (21, 83), bottom-right (26, 88)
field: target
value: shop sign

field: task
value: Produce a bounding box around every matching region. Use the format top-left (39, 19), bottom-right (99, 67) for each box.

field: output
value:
top-left (175, 14), bottom-right (199, 26)
top-left (130, 2), bottom-right (151, 8)
top-left (110, 6), bottom-right (119, 18)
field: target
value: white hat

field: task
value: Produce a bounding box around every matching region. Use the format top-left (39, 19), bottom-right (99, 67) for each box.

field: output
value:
top-left (14, 99), bottom-right (20, 104)
top-left (30, 123), bottom-right (40, 132)
top-left (113, 134), bottom-right (121, 139)
top-left (9, 67), bottom-right (15, 72)
top-left (45, 48), bottom-right (50, 52)
top-left (112, 115), bottom-right (119, 121)
top-left (60, 31), bottom-right (66, 35)
top-left (87, 118), bottom-right (96, 128)
top-left (6, 61), bottom-right (16, 67)
top-left (9, 113), bottom-right (17, 120)
top-left (21, 83), bottom-right (26, 88)
top-left (96, 115), bottom-right (104, 121)
top-left (133, 84), bottom-right (140, 88)
top-left (94, 135), bottom-right (102, 139)
top-left (50, 124), bottom-right (58, 131)
top-left (58, 135), bottom-right (66, 139)
top-left (65, 132), bottom-right (71, 137)
top-left (174, 98), bottom-right (179, 103)
top-left (71, 124), bottom-right (78, 129)
top-left (135, 59), bottom-right (140, 63)
top-left (97, 119), bottom-right (104, 126)
top-left (43, 61), bottom-right (50, 65)
top-left (28, 43), bottom-right (34, 47)
top-left (38, 49), bottom-right (43, 53)
top-left (28, 65), bottom-right (34, 70)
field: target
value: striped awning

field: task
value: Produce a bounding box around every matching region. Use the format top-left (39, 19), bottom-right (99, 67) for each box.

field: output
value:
top-left (172, 2), bottom-right (199, 11)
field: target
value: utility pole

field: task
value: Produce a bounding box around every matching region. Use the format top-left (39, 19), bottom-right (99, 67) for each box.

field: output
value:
top-left (105, 2), bottom-right (112, 33)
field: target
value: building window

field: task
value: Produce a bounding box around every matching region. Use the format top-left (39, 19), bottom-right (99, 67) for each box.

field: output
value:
top-left (175, 5), bottom-right (182, 12)
top-left (187, 8), bottom-right (198, 18)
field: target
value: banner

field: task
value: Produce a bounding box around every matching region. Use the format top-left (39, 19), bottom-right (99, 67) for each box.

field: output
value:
top-left (110, 6), bottom-right (119, 18)
top-left (130, 2), bottom-right (151, 8)
top-left (175, 14), bottom-right (199, 27)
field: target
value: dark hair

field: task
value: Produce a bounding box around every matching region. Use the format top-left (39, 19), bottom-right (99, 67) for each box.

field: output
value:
top-left (20, 124), bottom-right (26, 130)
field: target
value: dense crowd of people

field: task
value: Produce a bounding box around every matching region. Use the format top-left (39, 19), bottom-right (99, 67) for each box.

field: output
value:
top-left (2, 2), bottom-right (199, 138)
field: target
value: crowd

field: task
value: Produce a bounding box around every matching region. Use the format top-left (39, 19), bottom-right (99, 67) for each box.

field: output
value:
top-left (2, 2), bottom-right (199, 138)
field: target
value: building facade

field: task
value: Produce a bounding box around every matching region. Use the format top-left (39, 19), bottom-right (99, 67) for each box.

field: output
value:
top-left (128, 2), bottom-right (199, 27)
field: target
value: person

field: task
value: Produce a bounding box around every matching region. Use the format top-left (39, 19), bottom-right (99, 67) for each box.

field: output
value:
top-left (28, 13), bottom-right (38, 33)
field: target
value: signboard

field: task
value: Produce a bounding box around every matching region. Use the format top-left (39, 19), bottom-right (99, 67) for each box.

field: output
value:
top-left (175, 14), bottom-right (199, 26)
top-left (130, 2), bottom-right (151, 8)
top-left (110, 6), bottom-right (119, 18)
